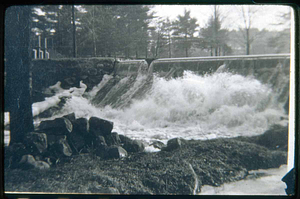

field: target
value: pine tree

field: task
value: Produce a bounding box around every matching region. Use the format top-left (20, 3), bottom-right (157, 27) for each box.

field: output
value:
top-left (172, 9), bottom-right (198, 57)
top-left (199, 6), bottom-right (231, 56)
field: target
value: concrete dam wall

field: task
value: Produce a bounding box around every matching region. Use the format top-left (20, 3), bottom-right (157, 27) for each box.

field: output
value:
top-left (31, 54), bottom-right (290, 111)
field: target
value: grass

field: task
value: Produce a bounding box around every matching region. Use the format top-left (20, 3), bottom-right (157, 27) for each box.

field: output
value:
top-left (4, 136), bottom-right (287, 195)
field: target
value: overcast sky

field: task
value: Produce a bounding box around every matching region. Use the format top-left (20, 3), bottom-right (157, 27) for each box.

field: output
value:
top-left (152, 5), bottom-right (292, 31)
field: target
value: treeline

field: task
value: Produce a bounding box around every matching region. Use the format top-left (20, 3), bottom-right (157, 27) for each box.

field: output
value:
top-left (31, 5), bottom-right (290, 59)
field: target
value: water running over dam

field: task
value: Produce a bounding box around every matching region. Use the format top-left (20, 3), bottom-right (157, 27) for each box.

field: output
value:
top-left (21, 54), bottom-right (289, 149)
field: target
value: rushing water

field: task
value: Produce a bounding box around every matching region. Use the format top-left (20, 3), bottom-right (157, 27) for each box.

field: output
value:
top-left (13, 61), bottom-right (287, 149)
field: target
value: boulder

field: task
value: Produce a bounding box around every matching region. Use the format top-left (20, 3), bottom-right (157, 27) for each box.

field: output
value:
top-left (104, 132), bottom-right (121, 146)
top-left (67, 131), bottom-right (85, 154)
top-left (95, 136), bottom-right (108, 157)
top-left (19, 154), bottom-right (50, 170)
top-left (119, 135), bottom-right (145, 153)
top-left (162, 138), bottom-right (182, 151)
top-left (96, 136), bottom-right (107, 148)
top-left (47, 134), bottom-right (67, 146)
top-left (63, 112), bottom-right (76, 123)
top-left (71, 117), bottom-right (95, 147)
top-left (48, 136), bottom-right (72, 157)
top-left (25, 132), bottom-right (48, 154)
top-left (39, 117), bottom-right (73, 135)
top-left (89, 117), bottom-right (113, 136)
top-left (57, 138), bottom-right (73, 157)
top-left (4, 143), bottom-right (28, 168)
top-left (106, 146), bottom-right (127, 159)
top-left (256, 125), bottom-right (288, 150)
top-left (73, 118), bottom-right (89, 133)
top-left (149, 140), bottom-right (166, 149)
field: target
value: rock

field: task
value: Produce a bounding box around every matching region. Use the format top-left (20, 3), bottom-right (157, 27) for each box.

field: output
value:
top-left (19, 154), bottom-right (36, 169)
top-left (47, 135), bottom-right (67, 146)
top-left (94, 136), bottom-right (108, 157)
top-left (88, 117), bottom-right (113, 136)
top-left (73, 118), bottom-right (89, 133)
top-left (106, 146), bottom-right (127, 159)
top-left (256, 125), bottom-right (288, 150)
top-left (150, 140), bottom-right (166, 149)
top-left (25, 132), bottom-right (48, 154)
top-left (72, 117), bottom-right (95, 147)
top-left (48, 136), bottom-right (72, 157)
top-left (67, 131), bottom-right (85, 154)
top-left (4, 143), bottom-right (28, 168)
top-left (57, 138), bottom-right (73, 157)
top-left (119, 135), bottom-right (145, 152)
top-left (104, 132), bottom-right (121, 146)
top-left (35, 160), bottom-right (51, 170)
top-left (63, 112), bottom-right (76, 123)
top-left (96, 136), bottom-right (107, 148)
top-left (19, 154), bottom-right (50, 170)
top-left (39, 117), bottom-right (73, 135)
top-left (119, 134), bottom-right (132, 143)
top-left (162, 138), bottom-right (182, 151)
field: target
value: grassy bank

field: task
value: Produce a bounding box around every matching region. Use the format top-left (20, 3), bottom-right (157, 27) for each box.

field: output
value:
top-left (4, 134), bottom-right (287, 195)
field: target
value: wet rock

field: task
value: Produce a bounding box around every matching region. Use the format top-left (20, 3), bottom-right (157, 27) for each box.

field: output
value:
top-left (89, 117), bottom-right (113, 136)
top-left (73, 118), bottom-right (89, 133)
top-left (67, 131), bottom-right (85, 154)
top-left (63, 112), bottom-right (76, 123)
top-left (105, 132), bottom-right (121, 146)
top-left (48, 136), bottom-right (72, 157)
top-left (4, 143), bottom-right (28, 168)
top-left (119, 135), bottom-right (145, 152)
top-left (57, 138), bottom-right (73, 157)
top-left (47, 134), bottom-right (67, 146)
top-left (19, 154), bottom-right (50, 170)
top-left (150, 140), bottom-right (166, 149)
top-left (96, 136), bottom-right (107, 148)
top-left (25, 132), bottom-right (48, 154)
top-left (94, 136), bottom-right (108, 157)
top-left (39, 117), bottom-right (73, 135)
top-left (162, 138), bottom-right (182, 151)
top-left (71, 117), bottom-right (94, 147)
top-left (106, 146), bottom-right (127, 159)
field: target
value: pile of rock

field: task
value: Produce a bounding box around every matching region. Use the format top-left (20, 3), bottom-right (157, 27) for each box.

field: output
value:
top-left (4, 113), bottom-right (145, 170)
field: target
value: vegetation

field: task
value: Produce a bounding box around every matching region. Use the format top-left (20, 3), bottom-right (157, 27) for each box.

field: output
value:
top-left (5, 134), bottom-right (287, 194)
top-left (30, 5), bottom-right (291, 59)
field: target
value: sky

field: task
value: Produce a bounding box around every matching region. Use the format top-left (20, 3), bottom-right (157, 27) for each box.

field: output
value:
top-left (151, 5), bottom-right (292, 31)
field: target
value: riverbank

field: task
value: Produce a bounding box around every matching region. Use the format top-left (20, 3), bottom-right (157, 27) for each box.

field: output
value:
top-left (200, 164), bottom-right (287, 195)
top-left (5, 132), bottom-right (287, 195)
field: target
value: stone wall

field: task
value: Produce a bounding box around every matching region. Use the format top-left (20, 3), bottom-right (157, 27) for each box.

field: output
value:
top-left (31, 58), bottom-right (116, 102)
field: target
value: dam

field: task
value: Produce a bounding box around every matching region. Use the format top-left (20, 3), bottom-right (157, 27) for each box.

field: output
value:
top-left (17, 53), bottom-right (290, 147)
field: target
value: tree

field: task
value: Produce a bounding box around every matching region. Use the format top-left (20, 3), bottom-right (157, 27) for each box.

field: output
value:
top-left (116, 5), bottom-right (154, 58)
top-left (236, 5), bottom-right (263, 55)
top-left (172, 9), bottom-right (198, 57)
top-left (150, 17), bottom-right (173, 58)
top-left (5, 6), bottom-right (34, 144)
top-left (267, 9), bottom-right (291, 53)
top-left (199, 6), bottom-right (231, 56)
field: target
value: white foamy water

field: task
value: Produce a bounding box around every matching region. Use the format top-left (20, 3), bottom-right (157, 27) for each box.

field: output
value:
top-left (4, 70), bottom-right (288, 148)
top-left (29, 70), bottom-right (287, 148)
